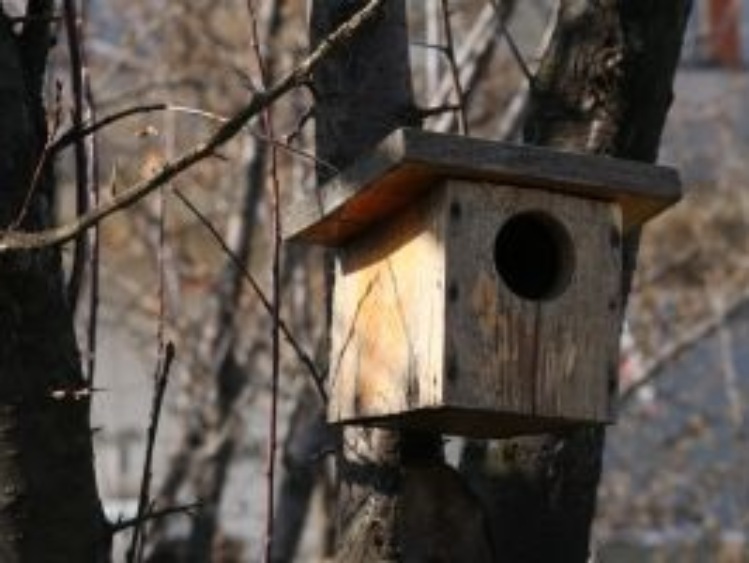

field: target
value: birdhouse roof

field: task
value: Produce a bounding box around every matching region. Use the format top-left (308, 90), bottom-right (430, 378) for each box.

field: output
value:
top-left (283, 128), bottom-right (681, 247)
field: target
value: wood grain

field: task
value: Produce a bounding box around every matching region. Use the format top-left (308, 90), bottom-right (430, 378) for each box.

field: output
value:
top-left (445, 180), bottom-right (620, 427)
top-left (329, 188), bottom-right (446, 423)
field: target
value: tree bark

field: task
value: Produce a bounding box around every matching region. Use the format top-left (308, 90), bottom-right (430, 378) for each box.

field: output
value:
top-left (0, 8), bottom-right (108, 563)
top-left (312, 2), bottom-right (496, 561)
top-left (311, 2), bottom-right (414, 559)
top-left (460, 1), bottom-right (692, 561)
top-left (270, 383), bottom-right (333, 563)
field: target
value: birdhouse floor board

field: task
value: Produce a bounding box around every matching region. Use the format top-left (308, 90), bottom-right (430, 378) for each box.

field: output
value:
top-left (328, 408), bottom-right (604, 439)
top-left (283, 128), bottom-right (681, 246)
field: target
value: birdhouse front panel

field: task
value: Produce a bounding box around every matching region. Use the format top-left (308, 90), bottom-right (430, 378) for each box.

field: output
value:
top-left (443, 180), bottom-right (622, 428)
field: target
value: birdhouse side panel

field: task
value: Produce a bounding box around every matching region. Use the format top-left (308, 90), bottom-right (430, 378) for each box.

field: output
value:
top-left (328, 189), bottom-right (447, 423)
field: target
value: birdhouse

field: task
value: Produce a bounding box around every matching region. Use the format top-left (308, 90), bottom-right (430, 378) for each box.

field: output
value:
top-left (284, 128), bottom-right (681, 438)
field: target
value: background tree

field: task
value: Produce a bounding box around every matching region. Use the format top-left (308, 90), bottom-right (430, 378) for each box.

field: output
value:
top-left (0, 3), bottom-right (107, 561)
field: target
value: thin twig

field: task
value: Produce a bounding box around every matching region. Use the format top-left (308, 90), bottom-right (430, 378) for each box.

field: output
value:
top-left (246, 1), bottom-right (283, 559)
top-left (429, 3), bottom-right (505, 133)
top-left (11, 80), bottom-right (63, 229)
top-left (83, 53), bottom-right (100, 385)
top-left (250, 128), bottom-right (338, 176)
top-left (127, 341), bottom-right (176, 562)
top-left (439, 0), bottom-right (469, 135)
top-left (63, 0), bottom-right (90, 310)
top-left (160, 104), bottom-right (339, 175)
top-left (489, 0), bottom-right (533, 83)
top-left (173, 189), bottom-right (327, 402)
top-left (494, 1), bottom-right (555, 140)
top-left (132, 103), bottom-right (172, 563)
top-left (620, 287), bottom-right (749, 406)
top-left (284, 104), bottom-right (315, 146)
top-left (111, 502), bottom-right (201, 534)
top-left (53, 102), bottom-right (336, 176)
top-left (50, 103), bottom-right (167, 154)
top-left (0, 0), bottom-right (385, 253)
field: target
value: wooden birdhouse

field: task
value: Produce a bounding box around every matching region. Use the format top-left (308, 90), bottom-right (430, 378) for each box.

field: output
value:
top-left (284, 128), bottom-right (681, 438)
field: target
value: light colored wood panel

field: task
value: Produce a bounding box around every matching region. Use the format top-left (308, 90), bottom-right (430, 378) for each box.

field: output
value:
top-left (329, 189), bottom-right (446, 423)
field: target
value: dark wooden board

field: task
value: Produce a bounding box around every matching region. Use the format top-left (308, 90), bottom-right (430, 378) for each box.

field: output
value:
top-left (283, 128), bottom-right (681, 246)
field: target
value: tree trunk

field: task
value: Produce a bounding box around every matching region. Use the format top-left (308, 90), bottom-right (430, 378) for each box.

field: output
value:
top-left (460, 1), bottom-right (692, 561)
top-left (312, 2), bottom-right (496, 561)
top-left (270, 383), bottom-right (333, 563)
top-left (0, 8), bottom-right (108, 563)
top-left (311, 2), bottom-right (414, 560)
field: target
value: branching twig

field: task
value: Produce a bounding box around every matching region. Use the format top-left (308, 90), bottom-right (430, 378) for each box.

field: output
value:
top-left (50, 103), bottom-right (167, 154)
top-left (0, 0), bottom-right (385, 253)
top-left (246, 0), bottom-right (284, 558)
top-left (428, 3), bottom-right (502, 133)
top-left (620, 286), bottom-right (749, 406)
top-left (439, 0), bottom-right (468, 134)
top-left (11, 80), bottom-right (63, 229)
top-left (111, 502), bottom-right (201, 534)
top-left (127, 341), bottom-right (176, 563)
top-left (83, 63), bottom-right (100, 385)
top-left (63, 0), bottom-right (91, 310)
top-left (489, 0), bottom-right (533, 83)
top-left (157, 104), bottom-right (339, 175)
top-left (284, 104), bottom-right (315, 146)
top-left (250, 128), bottom-right (338, 176)
top-left (173, 189), bottom-right (327, 402)
top-left (495, 2), bottom-right (555, 140)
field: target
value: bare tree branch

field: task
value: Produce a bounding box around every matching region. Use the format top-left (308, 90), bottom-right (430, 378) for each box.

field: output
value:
top-left (429, 3), bottom-right (506, 133)
top-left (173, 188), bottom-right (327, 402)
top-left (620, 286), bottom-right (749, 407)
top-left (438, 0), bottom-right (468, 134)
top-left (244, 0), bottom-right (285, 559)
top-left (110, 502), bottom-right (201, 535)
top-left (0, 0), bottom-right (385, 253)
top-left (127, 341), bottom-right (176, 562)
top-left (63, 0), bottom-right (91, 309)
top-left (50, 103), bottom-right (167, 154)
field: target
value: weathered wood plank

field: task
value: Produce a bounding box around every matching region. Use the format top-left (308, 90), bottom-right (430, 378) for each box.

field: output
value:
top-left (283, 128), bottom-right (680, 245)
top-left (444, 180), bottom-right (619, 426)
top-left (329, 188), bottom-right (446, 423)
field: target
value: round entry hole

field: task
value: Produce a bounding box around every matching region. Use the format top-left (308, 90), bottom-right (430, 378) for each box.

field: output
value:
top-left (493, 211), bottom-right (574, 301)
